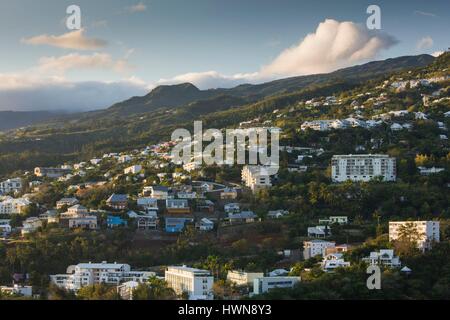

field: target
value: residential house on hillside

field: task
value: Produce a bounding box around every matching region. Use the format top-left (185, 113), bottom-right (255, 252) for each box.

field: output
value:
top-left (124, 165), bottom-right (142, 175)
top-left (321, 253), bottom-right (351, 272)
top-left (137, 197), bottom-right (158, 213)
top-left (34, 167), bottom-right (71, 178)
top-left (56, 197), bottom-right (79, 210)
top-left (107, 194), bottom-right (128, 210)
top-left (307, 225), bottom-right (331, 238)
top-left (166, 199), bottom-right (190, 214)
top-left (362, 249), bottom-right (401, 267)
top-left (0, 178), bottom-right (22, 195)
top-left (22, 217), bottom-right (42, 235)
top-left (107, 216), bottom-right (128, 228)
top-left (145, 186), bottom-right (169, 200)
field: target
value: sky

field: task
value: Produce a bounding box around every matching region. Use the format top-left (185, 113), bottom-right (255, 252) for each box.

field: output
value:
top-left (0, 0), bottom-right (448, 112)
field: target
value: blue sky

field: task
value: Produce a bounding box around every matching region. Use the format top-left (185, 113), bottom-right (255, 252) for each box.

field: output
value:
top-left (0, 0), bottom-right (448, 111)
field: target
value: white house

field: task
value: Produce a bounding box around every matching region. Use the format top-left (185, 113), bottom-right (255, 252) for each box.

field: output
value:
top-left (124, 165), bottom-right (142, 175)
top-left (50, 262), bottom-right (155, 291)
top-left (137, 197), bottom-right (158, 212)
top-left (56, 197), bottom-right (79, 209)
top-left (321, 253), bottom-right (351, 272)
top-left (0, 178), bottom-right (22, 195)
top-left (165, 266), bottom-right (214, 300)
top-left (418, 167), bottom-right (445, 176)
top-left (197, 218), bottom-right (214, 231)
top-left (224, 203), bottom-right (240, 214)
top-left (307, 225), bottom-right (331, 238)
top-left (362, 249), bottom-right (401, 267)
top-left (267, 210), bottom-right (289, 219)
top-left (22, 217), bottom-right (43, 235)
top-left (318, 216), bottom-right (348, 225)
top-left (389, 221), bottom-right (440, 251)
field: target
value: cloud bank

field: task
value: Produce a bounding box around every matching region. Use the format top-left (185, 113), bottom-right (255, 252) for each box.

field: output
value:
top-left (416, 36), bottom-right (434, 50)
top-left (2, 19), bottom-right (398, 111)
top-left (36, 53), bottom-right (132, 76)
top-left (158, 19), bottom-right (397, 89)
top-left (22, 29), bottom-right (107, 50)
top-left (0, 75), bottom-right (149, 112)
top-left (128, 2), bottom-right (147, 13)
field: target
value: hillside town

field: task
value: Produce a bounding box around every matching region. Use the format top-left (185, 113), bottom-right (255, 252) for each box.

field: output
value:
top-left (0, 55), bottom-right (448, 300)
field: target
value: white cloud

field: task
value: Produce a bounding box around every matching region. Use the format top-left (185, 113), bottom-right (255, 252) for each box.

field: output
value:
top-left (0, 75), bottom-right (150, 112)
top-left (22, 29), bottom-right (107, 50)
top-left (431, 51), bottom-right (444, 57)
top-left (158, 19), bottom-right (397, 89)
top-left (416, 36), bottom-right (434, 50)
top-left (2, 19), bottom-right (398, 111)
top-left (414, 10), bottom-right (437, 17)
top-left (129, 2), bottom-right (147, 13)
top-left (35, 53), bottom-right (132, 76)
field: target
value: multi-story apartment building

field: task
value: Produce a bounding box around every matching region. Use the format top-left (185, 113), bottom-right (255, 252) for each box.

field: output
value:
top-left (389, 221), bottom-right (440, 250)
top-left (241, 166), bottom-right (272, 192)
top-left (0, 178), bottom-right (22, 195)
top-left (331, 154), bottom-right (396, 182)
top-left (50, 262), bottom-right (155, 291)
top-left (252, 276), bottom-right (301, 295)
top-left (227, 271), bottom-right (264, 287)
top-left (0, 197), bottom-right (31, 215)
top-left (165, 266), bottom-right (213, 300)
top-left (303, 240), bottom-right (336, 259)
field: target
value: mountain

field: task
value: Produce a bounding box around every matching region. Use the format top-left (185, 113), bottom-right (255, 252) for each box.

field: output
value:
top-left (0, 110), bottom-right (68, 131)
top-left (104, 54), bottom-right (434, 116)
top-left (0, 53), bottom-right (442, 176)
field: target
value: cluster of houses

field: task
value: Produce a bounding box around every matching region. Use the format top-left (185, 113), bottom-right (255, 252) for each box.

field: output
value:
top-left (47, 261), bottom-right (301, 300)
top-left (44, 218), bottom-right (438, 301)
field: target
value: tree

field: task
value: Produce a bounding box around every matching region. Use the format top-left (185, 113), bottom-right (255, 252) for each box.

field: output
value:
top-left (394, 222), bottom-right (424, 257)
top-left (213, 280), bottom-right (241, 300)
top-left (47, 284), bottom-right (77, 300)
top-left (132, 278), bottom-right (176, 300)
top-left (77, 284), bottom-right (119, 300)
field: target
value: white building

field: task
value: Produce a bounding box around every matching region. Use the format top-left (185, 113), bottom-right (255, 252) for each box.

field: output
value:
top-left (22, 217), bottom-right (43, 235)
top-left (418, 167), bottom-right (445, 176)
top-left (56, 197), bottom-right (79, 210)
top-left (362, 249), bottom-right (401, 267)
top-left (301, 120), bottom-right (333, 131)
top-left (303, 240), bottom-right (336, 259)
top-left (117, 281), bottom-right (140, 300)
top-left (124, 165), bottom-right (142, 175)
top-left (307, 225), bottom-right (331, 238)
top-left (389, 221), bottom-right (440, 250)
top-left (321, 253), bottom-right (351, 272)
top-left (165, 266), bottom-right (213, 300)
top-left (0, 285), bottom-right (32, 297)
top-left (227, 271), bottom-right (264, 287)
top-left (318, 216), bottom-right (348, 225)
top-left (0, 178), bottom-right (22, 195)
top-left (50, 262), bottom-right (155, 291)
top-left (331, 154), bottom-right (396, 182)
top-left (252, 276), bottom-right (301, 295)
top-left (0, 197), bottom-right (31, 215)
top-left (241, 166), bottom-right (272, 192)
top-left (0, 219), bottom-right (12, 236)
